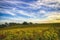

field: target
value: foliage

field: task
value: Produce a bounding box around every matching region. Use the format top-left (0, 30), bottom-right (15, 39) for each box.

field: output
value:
top-left (0, 22), bottom-right (60, 28)
top-left (22, 22), bottom-right (28, 25)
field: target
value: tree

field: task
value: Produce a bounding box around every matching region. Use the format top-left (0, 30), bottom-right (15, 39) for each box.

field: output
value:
top-left (29, 22), bottom-right (33, 24)
top-left (5, 22), bottom-right (9, 27)
top-left (9, 23), bottom-right (17, 26)
top-left (0, 24), bottom-right (6, 28)
top-left (22, 22), bottom-right (28, 25)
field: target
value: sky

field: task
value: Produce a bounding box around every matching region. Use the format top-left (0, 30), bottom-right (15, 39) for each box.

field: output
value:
top-left (0, 0), bottom-right (60, 24)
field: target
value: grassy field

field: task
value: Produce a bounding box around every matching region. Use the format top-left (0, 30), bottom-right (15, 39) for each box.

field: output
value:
top-left (0, 24), bottom-right (60, 40)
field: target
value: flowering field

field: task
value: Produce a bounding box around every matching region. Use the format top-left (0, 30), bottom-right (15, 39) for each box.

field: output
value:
top-left (0, 27), bottom-right (60, 40)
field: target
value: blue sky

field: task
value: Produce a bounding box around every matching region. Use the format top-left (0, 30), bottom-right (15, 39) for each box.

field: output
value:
top-left (0, 0), bottom-right (60, 24)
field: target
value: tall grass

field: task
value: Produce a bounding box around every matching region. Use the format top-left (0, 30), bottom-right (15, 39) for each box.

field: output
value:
top-left (0, 27), bottom-right (60, 40)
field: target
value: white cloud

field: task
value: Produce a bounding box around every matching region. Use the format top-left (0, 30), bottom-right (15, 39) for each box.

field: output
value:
top-left (5, 11), bottom-right (16, 15)
top-left (1, 0), bottom-right (60, 9)
top-left (0, 16), bottom-right (28, 24)
top-left (12, 9), bottom-right (37, 18)
top-left (0, 8), bottom-right (16, 16)
top-left (0, 0), bottom-right (60, 23)
top-left (39, 10), bottom-right (46, 13)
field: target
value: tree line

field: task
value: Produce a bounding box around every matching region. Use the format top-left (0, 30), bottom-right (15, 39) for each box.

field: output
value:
top-left (0, 22), bottom-right (60, 28)
top-left (0, 22), bottom-right (33, 28)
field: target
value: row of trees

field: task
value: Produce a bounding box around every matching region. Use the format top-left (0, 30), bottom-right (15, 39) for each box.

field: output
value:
top-left (0, 22), bottom-right (33, 28)
top-left (0, 21), bottom-right (60, 28)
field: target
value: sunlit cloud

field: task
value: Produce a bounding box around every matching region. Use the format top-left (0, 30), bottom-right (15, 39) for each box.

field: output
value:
top-left (47, 12), bottom-right (60, 20)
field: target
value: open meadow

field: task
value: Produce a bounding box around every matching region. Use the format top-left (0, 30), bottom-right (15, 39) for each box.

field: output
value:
top-left (0, 23), bottom-right (60, 40)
